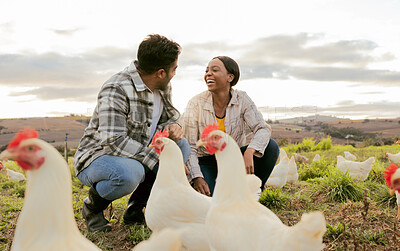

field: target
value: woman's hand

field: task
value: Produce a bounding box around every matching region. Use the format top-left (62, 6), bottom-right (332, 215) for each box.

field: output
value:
top-left (192, 177), bottom-right (211, 196)
top-left (243, 148), bottom-right (256, 174)
top-left (164, 123), bottom-right (183, 141)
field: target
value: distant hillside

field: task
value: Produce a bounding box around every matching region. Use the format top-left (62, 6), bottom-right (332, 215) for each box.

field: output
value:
top-left (269, 117), bottom-right (400, 145)
top-left (1, 116), bottom-right (399, 149)
top-left (275, 115), bottom-right (348, 124)
top-left (0, 117), bottom-right (89, 148)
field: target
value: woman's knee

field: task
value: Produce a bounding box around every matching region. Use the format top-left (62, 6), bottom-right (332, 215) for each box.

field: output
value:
top-left (266, 138), bottom-right (280, 160)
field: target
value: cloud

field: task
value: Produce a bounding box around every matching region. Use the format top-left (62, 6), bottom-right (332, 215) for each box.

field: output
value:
top-left (0, 32), bottom-right (399, 104)
top-left (0, 22), bottom-right (14, 33)
top-left (182, 33), bottom-right (400, 86)
top-left (0, 22), bottom-right (15, 45)
top-left (9, 86), bottom-right (99, 102)
top-left (51, 27), bottom-right (84, 36)
top-left (0, 47), bottom-right (134, 88)
top-left (241, 33), bottom-right (383, 66)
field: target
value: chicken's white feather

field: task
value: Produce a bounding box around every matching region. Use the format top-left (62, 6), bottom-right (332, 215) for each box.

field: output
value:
top-left (204, 130), bottom-right (326, 251)
top-left (1, 138), bottom-right (100, 251)
top-left (337, 155), bottom-right (375, 181)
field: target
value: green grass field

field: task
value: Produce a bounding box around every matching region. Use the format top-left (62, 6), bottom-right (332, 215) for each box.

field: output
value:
top-left (1, 141), bottom-right (400, 250)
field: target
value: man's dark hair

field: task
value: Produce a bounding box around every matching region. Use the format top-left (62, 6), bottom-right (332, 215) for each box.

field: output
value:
top-left (213, 56), bottom-right (240, 87)
top-left (136, 34), bottom-right (181, 74)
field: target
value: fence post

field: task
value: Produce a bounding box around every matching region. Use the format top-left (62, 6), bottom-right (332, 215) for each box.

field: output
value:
top-left (64, 133), bottom-right (69, 163)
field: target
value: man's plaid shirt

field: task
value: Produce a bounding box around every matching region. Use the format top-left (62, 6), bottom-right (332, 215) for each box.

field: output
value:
top-left (74, 61), bottom-right (180, 175)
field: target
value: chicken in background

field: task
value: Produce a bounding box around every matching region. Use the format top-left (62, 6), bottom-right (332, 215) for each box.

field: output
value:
top-left (286, 156), bottom-right (299, 184)
top-left (383, 164), bottom-right (400, 219)
top-left (313, 154), bottom-right (321, 162)
top-left (145, 130), bottom-right (211, 251)
top-left (0, 129), bottom-right (100, 251)
top-left (265, 148), bottom-right (289, 188)
top-left (133, 228), bottom-right (181, 251)
top-left (385, 138), bottom-right (400, 164)
top-left (198, 124), bottom-right (326, 251)
top-left (337, 156), bottom-right (375, 181)
top-left (385, 151), bottom-right (400, 165)
top-left (344, 151), bottom-right (357, 161)
top-left (0, 161), bottom-right (26, 181)
top-left (294, 153), bottom-right (309, 163)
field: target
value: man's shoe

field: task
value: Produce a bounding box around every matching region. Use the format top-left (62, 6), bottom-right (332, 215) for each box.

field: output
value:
top-left (82, 186), bottom-right (112, 232)
top-left (123, 170), bottom-right (156, 225)
top-left (123, 201), bottom-right (146, 225)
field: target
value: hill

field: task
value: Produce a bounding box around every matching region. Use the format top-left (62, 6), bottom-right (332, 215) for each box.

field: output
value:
top-left (269, 117), bottom-right (400, 145)
top-left (0, 117), bottom-right (89, 148)
top-left (1, 116), bottom-right (400, 149)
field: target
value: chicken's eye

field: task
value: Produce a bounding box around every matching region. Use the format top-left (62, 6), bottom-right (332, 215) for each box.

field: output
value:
top-left (26, 145), bottom-right (35, 151)
top-left (213, 135), bottom-right (219, 140)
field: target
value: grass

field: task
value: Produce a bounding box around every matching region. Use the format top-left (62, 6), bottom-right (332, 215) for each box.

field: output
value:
top-left (1, 143), bottom-right (400, 250)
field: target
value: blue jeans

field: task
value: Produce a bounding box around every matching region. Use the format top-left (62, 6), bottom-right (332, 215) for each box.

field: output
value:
top-left (199, 138), bottom-right (280, 195)
top-left (77, 138), bottom-right (191, 201)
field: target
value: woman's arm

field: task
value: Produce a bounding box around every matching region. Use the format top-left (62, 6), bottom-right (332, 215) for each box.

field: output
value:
top-left (242, 92), bottom-right (272, 157)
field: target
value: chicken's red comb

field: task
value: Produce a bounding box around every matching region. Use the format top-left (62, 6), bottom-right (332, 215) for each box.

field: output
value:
top-left (151, 130), bottom-right (169, 144)
top-left (201, 123), bottom-right (218, 140)
top-left (7, 128), bottom-right (39, 149)
top-left (383, 164), bottom-right (399, 187)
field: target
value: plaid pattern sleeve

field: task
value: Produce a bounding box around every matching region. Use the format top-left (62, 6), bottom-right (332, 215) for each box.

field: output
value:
top-left (74, 62), bottom-right (180, 175)
top-left (182, 96), bottom-right (203, 180)
top-left (240, 91), bottom-right (272, 157)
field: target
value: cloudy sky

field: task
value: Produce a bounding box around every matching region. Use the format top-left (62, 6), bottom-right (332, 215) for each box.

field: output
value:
top-left (1, 0), bottom-right (399, 120)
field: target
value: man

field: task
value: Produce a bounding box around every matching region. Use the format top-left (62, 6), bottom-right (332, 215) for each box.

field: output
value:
top-left (74, 34), bottom-right (190, 232)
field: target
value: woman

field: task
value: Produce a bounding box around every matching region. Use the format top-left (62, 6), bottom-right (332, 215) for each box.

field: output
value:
top-left (182, 56), bottom-right (279, 196)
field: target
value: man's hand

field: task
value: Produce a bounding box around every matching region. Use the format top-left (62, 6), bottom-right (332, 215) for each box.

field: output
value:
top-left (243, 148), bottom-right (256, 174)
top-left (164, 123), bottom-right (183, 141)
top-left (192, 177), bottom-right (211, 196)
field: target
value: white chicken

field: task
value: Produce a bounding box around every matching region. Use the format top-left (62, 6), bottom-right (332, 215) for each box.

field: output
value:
top-left (0, 129), bottom-right (100, 251)
top-left (385, 151), bottom-right (400, 164)
top-left (0, 161), bottom-right (26, 181)
top-left (344, 151), bottom-right (357, 161)
top-left (287, 156), bottom-right (299, 184)
top-left (145, 131), bottom-right (262, 250)
top-left (133, 228), bottom-right (181, 251)
top-left (312, 154), bottom-right (321, 162)
top-left (145, 130), bottom-right (211, 251)
top-left (383, 164), bottom-right (400, 219)
top-left (294, 153), bottom-right (309, 163)
top-left (265, 148), bottom-right (289, 188)
top-left (337, 155), bottom-right (375, 181)
top-left (198, 124), bottom-right (326, 251)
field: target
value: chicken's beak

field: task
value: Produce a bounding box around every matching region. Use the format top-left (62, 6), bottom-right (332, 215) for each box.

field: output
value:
top-left (0, 149), bottom-right (17, 161)
top-left (196, 139), bottom-right (206, 147)
top-left (148, 144), bottom-right (154, 149)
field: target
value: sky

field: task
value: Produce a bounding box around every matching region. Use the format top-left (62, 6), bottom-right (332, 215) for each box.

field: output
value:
top-left (0, 0), bottom-right (400, 120)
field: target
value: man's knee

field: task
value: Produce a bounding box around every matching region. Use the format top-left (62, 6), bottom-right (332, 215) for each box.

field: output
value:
top-left (176, 137), bottom-right (191, 162)
top-left (115, 166), bottom-right (146, 196)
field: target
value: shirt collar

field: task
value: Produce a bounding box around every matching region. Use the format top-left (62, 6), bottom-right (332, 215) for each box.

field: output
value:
top-left (128, 61), bottom-right (150, 92)
top-left (204, 88), bottom-right (238, 111)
